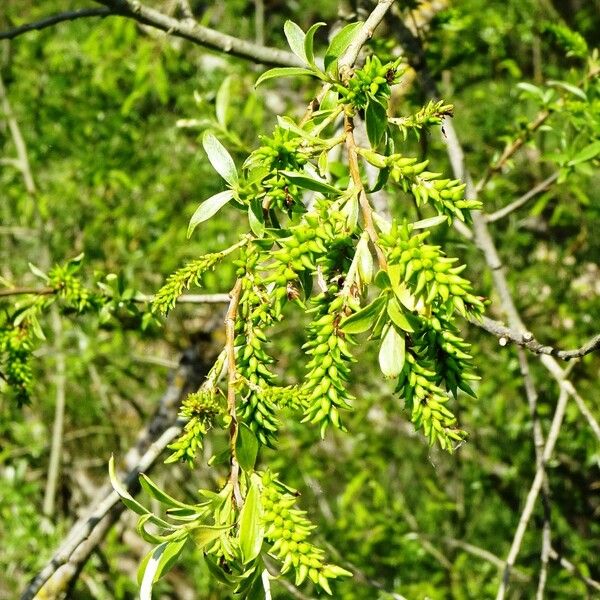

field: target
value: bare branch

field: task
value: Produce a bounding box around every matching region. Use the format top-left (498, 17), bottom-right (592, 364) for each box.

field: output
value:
top-left (338, 0), bottom-right (397, 80)
top-left (94, 0), bottom-right (301, 67)
top-left (486, 172), bottom-right (559, 223)
top-left (0, 8), bottom-right (111, 41)
top-left (495, 388), bottom-right (569, 600)
top-left (472, 315), bottom-right (600, 361)
top-left (549, 546), bottom-right (600, 592)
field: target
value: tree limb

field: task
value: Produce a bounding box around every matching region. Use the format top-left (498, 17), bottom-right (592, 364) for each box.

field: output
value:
top-left (93, 0), bottom-right (302, 67)
top-left (485, 172), bottom-right (559, 223)
top-left (472, 315), bottom-right (600, 360)
top-left (0, 8), bottom-right (111, 41)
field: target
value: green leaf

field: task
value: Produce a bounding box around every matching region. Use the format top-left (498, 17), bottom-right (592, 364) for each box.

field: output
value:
top-left (109, 455), bottom-right (152, 518)
top-left (191, 524), bottom-right (232, 549)
top-left (204, 554), bottom-right (236, 585)
top-left (139, 539), bottom-right (186, 600)
top-left (216, 76), bottom-right (232, 127)
top-left (255, 67), bottom-right (317, 87)
top-left (280, 170), bottom-right (340, 195)
top-left (236, 423), bottom-right (259, 472)
top-left (412, 215), bottom-right (449, 230)
top-left (516, 82), bottom-right (545, 100)
top-left (378, 325), bottom-right (406, 378)
top-left (324, 22), bottom-right (364, 73)
top-left (304, 22), bottom-right (326, 68)
top-left (365, 97), bottom-right (388, 147)
top-left (547, 80), bottom-right (587, 101)
top-left (248, 200), bottom-right (265, 238)
top-left (28, 262), bottom-right (48, 282)
top-left (238, 476), bottom-right (264, 564)
top-left (139, 474), bottom-right (191, 509)
top-left (284, 21), bottom-right (307, 64)
top-left (386, 297), bottom-right (415, 332)
top-left (374, 270), bottom-right (391, 289)
top-left (187, 190), bottom-right (234, 237)
top-left (568, 141), bottom-right (600, 166)
top-left (340, 295), bottom-right (386, 334)
top-left (202, 131), bottom-right (238, 187)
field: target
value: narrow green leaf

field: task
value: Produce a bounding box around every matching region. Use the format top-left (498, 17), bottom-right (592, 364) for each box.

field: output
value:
top-left (378, 325), bottom-right (406, 378)
top-left (340, 295), bottom-right (386, 334)
top-left (304, 22), bottom-right (326, 68)
top-left (138, 539), bottom-right (186, 600)
top-left (324, 22), bottom-right (364, 73)
top-left (28, 263), bottom-right (48, 282)
top-left (568, 141), bottom-right (600, 166)
top-left (284, 20), bottom-right (307, 64)
top-left (202, 131), bottom-right (238, 187)
top-left (255, 67), bottom-right (316, 88)
top-left (386, 298), bottom-right (415, 332)
top-left (190, 524), bottom-right (231, 549)
top-left (109, 455), bottom-right (151, 517)
top-left (236, 423), bottom-right (260, 472)
top-left (238, 477), bottom-right (264, 564)
top-left (547, 80), bottom-right (587, 101)
top-left (365, 97), bottom-right (388, 147)
top-left (280, 170), bottom-right (340, 195)
top-left (374, 270), bottom-right (391, 289)
top-left (204, 554), bottom-right (236, 585)
top-left (412, 215), bottom-right (449, 230)
top-left (248, 200), bottom-right (265, 238)
top-left (187, 190), bottom-right (234, 237)
top-left (139, 474), bottom-right (191, 509)
top-left (140, 542), bottom-right (167, 600)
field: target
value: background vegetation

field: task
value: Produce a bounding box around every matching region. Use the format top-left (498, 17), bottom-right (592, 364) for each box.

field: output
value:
top-left (1, 1), bottom-right (599, 598)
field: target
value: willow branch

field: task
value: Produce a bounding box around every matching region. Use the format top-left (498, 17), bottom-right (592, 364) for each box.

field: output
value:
top-left (338, 0), bottom-right (398, 78)
top-left (472, 315), bottom-right (600, 361)
top-left (549, 546), bottom-right (600, 592)
top-left (0, 8), bottom-right (111, 40)
top-left (225, 279), bottom-right (243, 507)
top-left (475, 109), bottom-right (551, 194)
top-left (344, 115), bottom-right (387, 268)
top-left (93, 0), bottom-right (301, 67)
top-left (495, 388), bottom-right (569, 600)
top-left (486, 172), bottom-right (559, 223)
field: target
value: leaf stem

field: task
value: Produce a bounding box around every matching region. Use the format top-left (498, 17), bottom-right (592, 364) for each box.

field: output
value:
top-left (344, 114), bottom-right (387, 269)
top-left (225, 278), bottom-right (244, 507)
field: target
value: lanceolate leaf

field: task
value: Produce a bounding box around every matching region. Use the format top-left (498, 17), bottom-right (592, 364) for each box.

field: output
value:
top-left (139, 539), bottom-right (186, 600)
top-left (255, 67), bottom-right (318, 88)
top-left (365, 97), bottom-right (388, 147)
top-left (284, 20), bottom-right (308, 64)
top-left (324, 22), bottom-right (364, 73)
top-left (340, 295), bottom-right (386, 334)
top-left (568, 140), bottom-right (600, 166)
top-left (238, 477), bottom-right (264, 564)
top-left (236, 423), bottom-right (260, 472)
top-left (202, 131), bottom-right (238, 187)
top-left (280, 170), bottom-right (340, 195)
top-left (187, 190), bottom-right (234, 237)
top-left (215, 76), bottom-right (232, 127)
top-left (304, 22), bottom-right (326, 68)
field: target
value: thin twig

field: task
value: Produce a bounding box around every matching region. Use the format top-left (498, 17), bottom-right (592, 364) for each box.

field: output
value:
top-left (225, 279), bottom-right (243, 507)
top-left (344, 114), bottom-right (387, 268)
top-left (0, 73), bottom-right (36, 193)
top-left (495, 388), bottom-right (569, 600)
top-left (93, 0), bottom-right (301, 67)
top-left (472, 315), bottom-right (600, 361)
top-left (338, 0), bottom-right (398, 79)
top-left (486, 172), bottom-right (559, 223)
top-left (0, 8), bottom-right (111, 40)
top-left (475, 109), bottom-right (551, 194)
top-left (549, 546), bottom-right (600, 592)
top-left (42, 310), bottom-right (67, 517)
